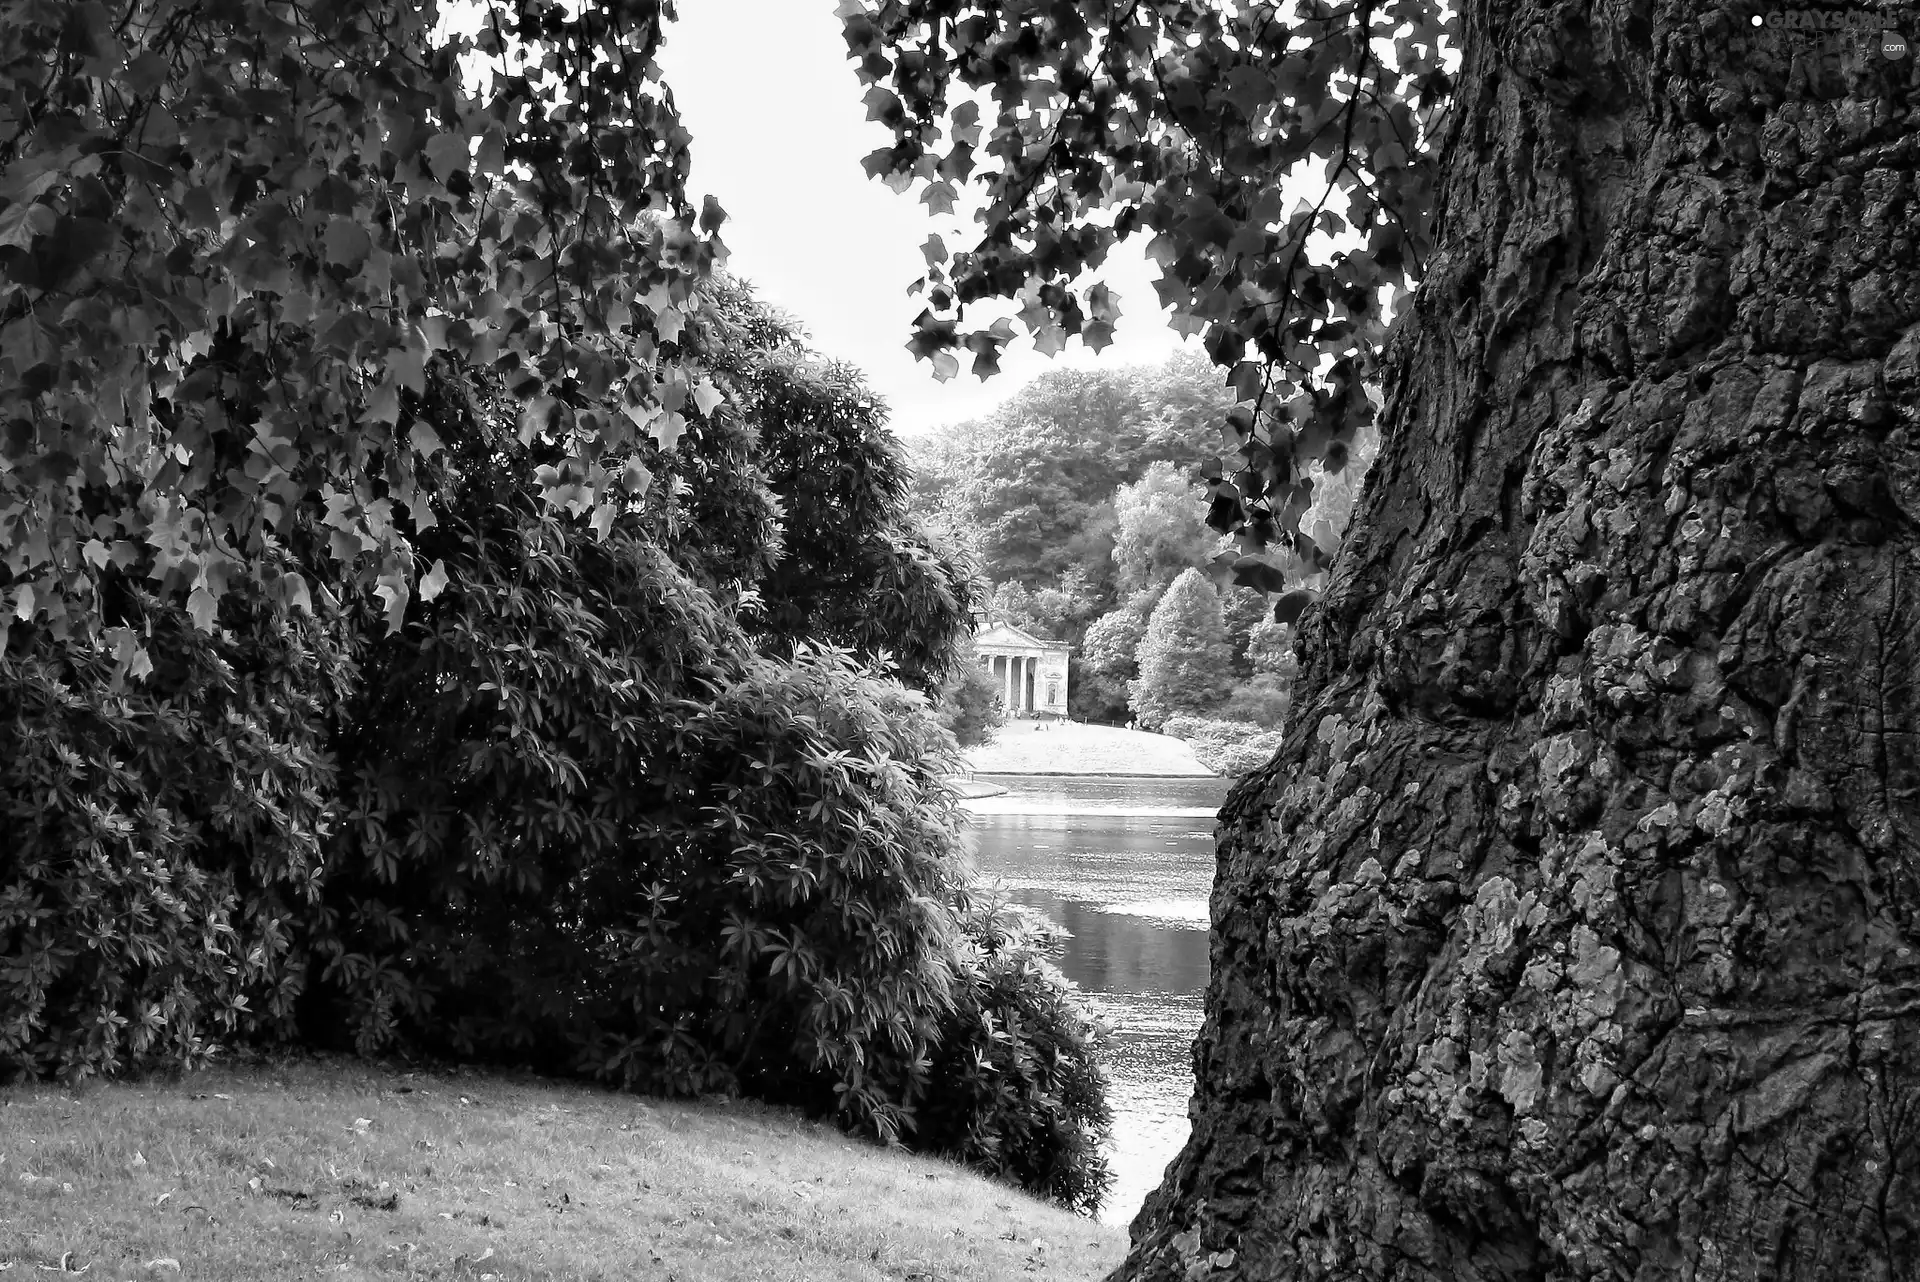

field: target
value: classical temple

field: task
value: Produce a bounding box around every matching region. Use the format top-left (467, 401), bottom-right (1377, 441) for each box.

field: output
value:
top-left (973, 617), bottom-right (1070, 719)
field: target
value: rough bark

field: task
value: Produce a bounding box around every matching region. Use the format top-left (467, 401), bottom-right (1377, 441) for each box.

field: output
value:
top-left (1120, 5), bottom-right (1920, 1279)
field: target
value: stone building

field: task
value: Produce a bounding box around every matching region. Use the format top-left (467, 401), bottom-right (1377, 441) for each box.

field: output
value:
top-left (973, 618), bottom-right (1070, 719)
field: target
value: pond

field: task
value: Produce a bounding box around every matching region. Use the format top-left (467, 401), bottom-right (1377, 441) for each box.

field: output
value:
top-left (960, 773), bottom-right (1232, 1228)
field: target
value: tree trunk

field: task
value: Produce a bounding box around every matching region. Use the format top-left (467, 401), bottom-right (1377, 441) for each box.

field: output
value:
top-left (1120, 5), bottom-right (1920, 1279)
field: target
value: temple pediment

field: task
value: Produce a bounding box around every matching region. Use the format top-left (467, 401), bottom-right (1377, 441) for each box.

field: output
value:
top-left (975, 620), bottom-right (1068, 651)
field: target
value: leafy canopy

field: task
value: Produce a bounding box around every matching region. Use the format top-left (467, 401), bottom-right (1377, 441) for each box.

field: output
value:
top-left (842, 0), bottom-right (1451, 604)
top-left (1, 0), bottom-right (725, 644)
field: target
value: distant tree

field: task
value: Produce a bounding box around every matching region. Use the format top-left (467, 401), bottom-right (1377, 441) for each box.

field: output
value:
top-left (1081, 590), bottom-right (1158, 682)
top-left (1129, 570), bottom-right (1233, 732)
top-left (1112, 462), bottom-right (1216, 596)
top-left (907, 357), bottom-right (1233, 593)
top-left (986, 581), bottom-right (1047, 637)
top-left (1218, 582), bottom-right (1273, 679)
top-left (1030, 567), bottom-right (1104, 640)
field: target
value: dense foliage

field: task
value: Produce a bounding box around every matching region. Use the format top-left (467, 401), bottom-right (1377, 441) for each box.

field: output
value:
top-left (0, 0), bottom-right (734, 647)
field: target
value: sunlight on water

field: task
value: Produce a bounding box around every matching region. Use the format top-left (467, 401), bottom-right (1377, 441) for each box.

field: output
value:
top-left (1101, 897), bottom-right (1210, 924)
top-left (962, 773), bottom-right (1229, 1227)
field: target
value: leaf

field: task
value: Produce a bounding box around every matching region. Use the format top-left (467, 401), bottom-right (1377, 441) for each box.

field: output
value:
top-left (652, 411), bottom-right (686, 452)
top-left (921, 181), bottom-right (957, 215)
top-left (408, 421), bottom-right (444, 457)
top-left (691, 378), bottom-right (723, 417)
top-left (1272, 589), bottom-right (1317, 626)
top-left (699, 194), bottom-right (726, 233)
top-left (1230, 557), bottom-right (1289, 594)
top-left (0, 200), bottom-right (55, 249)
top-left (589, 501), bottom-right (616, 539)
top-left (423, 132), bottom-right (469, 181)
top-left (921, 233), bottom-right (947, 267)
top-left (323, 217), bottom-right (372, 269)
top-left (374, 572), bottom-right (408, 635)
top-left (278, 571), bottom-right (312, 615)
top-left (417, 559), bottom-right (449, 602)
top-left (930, 350), bottom-right (959, 382)
top-left (519, 395), bottom-right (557, 444)
top-left (186, 587), bottom-right (217, 631)
top-left (475, 125), bottom-right (506, 175)
top-left (621, 458), bottom-right (652, 495)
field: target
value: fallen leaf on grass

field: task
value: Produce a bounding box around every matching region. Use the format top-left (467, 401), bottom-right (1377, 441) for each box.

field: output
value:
top-left (349, 1118), bottom-right (373, 1135)
top-left (142, 1261), bottom-right (180, 1274)
top-left (153, 1192), bottom-right (171, 1207)
top-left (212, 1093), bottom-right (233, 1101)
top-left (35, 1250), bottom-right (87, 1273)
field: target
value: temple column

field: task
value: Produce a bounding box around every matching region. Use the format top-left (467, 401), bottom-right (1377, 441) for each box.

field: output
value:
top-left (1021, 655), bottom-right (1032, 712)
top-left (1002, 655), bottom-right (1014, 713)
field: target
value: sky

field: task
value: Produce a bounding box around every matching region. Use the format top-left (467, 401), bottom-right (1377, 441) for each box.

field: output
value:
top-left (654, 3), bottom-right (1202, 439)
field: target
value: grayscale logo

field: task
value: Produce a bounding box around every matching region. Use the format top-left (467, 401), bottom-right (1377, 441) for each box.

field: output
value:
top-left (1886, 30), bottom-right (1911, 58)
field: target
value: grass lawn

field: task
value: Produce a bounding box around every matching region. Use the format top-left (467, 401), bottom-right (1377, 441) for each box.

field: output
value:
top-left (0, 1053), bottom-right (1128, 1282)
top-left (961, 723), bottom-right (1213, 778)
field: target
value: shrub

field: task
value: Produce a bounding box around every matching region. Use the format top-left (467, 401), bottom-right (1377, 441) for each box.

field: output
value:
top-left (934, 634), bottom-right (1005, 747)
top-left (918, 888), bottom-right (1114, 1216)
top-left (0, 574), bottom-right (353, 1082)
top-left (1219, 674), bottom-right (1294, 730)
top-left (1162, 715), bottom-right (1287, 777)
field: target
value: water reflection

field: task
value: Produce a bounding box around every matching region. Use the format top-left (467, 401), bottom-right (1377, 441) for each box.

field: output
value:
top-left (962, 774), bottom-right (1229, 1227)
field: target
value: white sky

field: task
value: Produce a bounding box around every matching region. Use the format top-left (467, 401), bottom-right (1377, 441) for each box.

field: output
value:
top-left (655, 2), bottom-right (1203, 439)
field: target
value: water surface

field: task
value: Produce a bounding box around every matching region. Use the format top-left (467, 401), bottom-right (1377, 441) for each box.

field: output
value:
top-left (962, 774), bottom-right (1230, 1227)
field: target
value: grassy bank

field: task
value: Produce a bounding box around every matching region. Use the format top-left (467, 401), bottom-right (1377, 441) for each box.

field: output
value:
top-left (0, 1054), bottom-right (1128, 1282)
